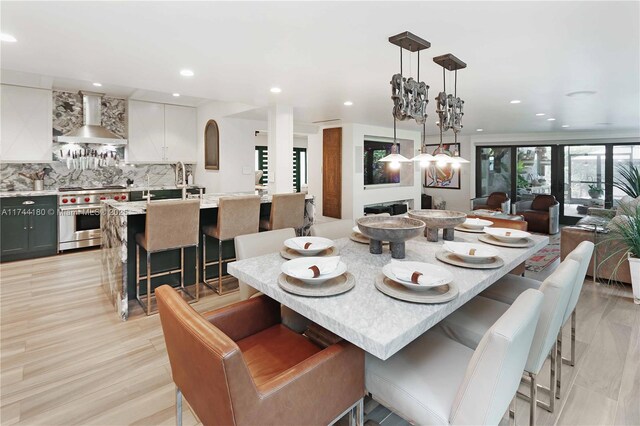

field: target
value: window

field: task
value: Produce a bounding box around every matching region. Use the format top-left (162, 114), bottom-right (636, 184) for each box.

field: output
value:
top-left (255, 146), bottom-right (308, 192)
top-left (363, 141), bottom-right (400, 185)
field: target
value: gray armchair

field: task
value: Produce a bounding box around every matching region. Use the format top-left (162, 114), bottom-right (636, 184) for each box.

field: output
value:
top-left (470, 192), bottom-right (511, 214)
top-left (515, 194), bottom-right (559, 234)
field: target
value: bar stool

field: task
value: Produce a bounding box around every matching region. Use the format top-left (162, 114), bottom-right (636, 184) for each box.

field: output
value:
top-left (135, 199), bottom-right (201, 316)
top-left (202, 195), bottom-right (261, 295)
top-left (259, 193), bottom-right (305, 231)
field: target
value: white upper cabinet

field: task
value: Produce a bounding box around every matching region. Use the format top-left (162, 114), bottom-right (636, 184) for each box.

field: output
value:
top-left (0, 84), bottom-right (52, 162)
top-left (126, 100), bottom-right (166, 162)
top-left (164, 104), bottom-right (197, 163)
top-left (126, 100), bottom-right (197, 163)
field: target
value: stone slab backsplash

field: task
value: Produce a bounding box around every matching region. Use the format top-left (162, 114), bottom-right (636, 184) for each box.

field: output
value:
top-left (0, 162), bottom-right (193, 191)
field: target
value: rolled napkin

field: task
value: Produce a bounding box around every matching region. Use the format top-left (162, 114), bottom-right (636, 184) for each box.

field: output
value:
top-left (289, 257), bottom-right (341, 278)
top-left (391, 261), bottom-right (430, 285)
top-left (291, 240), bottom-right (315, 250)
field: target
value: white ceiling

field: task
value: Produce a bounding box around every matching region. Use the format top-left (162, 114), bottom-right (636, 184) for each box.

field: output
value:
top-left (1, 1), bottom-right (638, 135)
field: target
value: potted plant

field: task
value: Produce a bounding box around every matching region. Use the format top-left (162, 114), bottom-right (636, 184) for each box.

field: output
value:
top-left (614, 164), bottom-right (640, 198)
top-left (588, 183), bottom-right (603, 199)
top-left (606, 203), bottom-right (640, 304)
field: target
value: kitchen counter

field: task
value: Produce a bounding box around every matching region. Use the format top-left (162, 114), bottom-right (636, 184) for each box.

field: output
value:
top-left (0, 190), bottom-right (59, 198)
top-left (101, 192), bottom-right (315, 320)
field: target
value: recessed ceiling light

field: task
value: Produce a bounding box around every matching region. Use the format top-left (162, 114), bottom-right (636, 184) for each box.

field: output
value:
top-left (172, 93), bottom-right (180, 97)
top-left (180, 69), bottom-right (194, 77)
top-left (561, 124), bottom-right (570, 128)
top-left (92, 82), bottom-right (102, 87)
top-left (547, 118), bottom-right (556, 121)
top-left (270, 87), bottom-right (282, 94)
top-left (0, 33), bottom-right (17, 42)
top-left (536, 113), bottom-right (545, 116)
top-left (343, 101), bottom-right (353, 106)
top-left (510, 100), bottom-right (521, 104)
top-left (476, 128), bottom-right (484, 132)
top-left (566, 90), bottom-right (597, 97)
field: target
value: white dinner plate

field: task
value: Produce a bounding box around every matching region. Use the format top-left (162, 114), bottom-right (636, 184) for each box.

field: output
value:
top-left (382, 261), bottom-right (454, 291)
top-left (461, 218), bottom-right (493, 230)
top-left (281, 256), bottom-right (347, 285)
top-left (284, 236), bottom-right (334, 256)
top-left (443, 241), bottom-right (500, 263)
top-left (483, 227), bottom-right (531, 243)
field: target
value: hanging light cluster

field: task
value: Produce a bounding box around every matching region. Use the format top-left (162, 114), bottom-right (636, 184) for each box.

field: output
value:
top-left (378, 31), bottom-right (469, 168)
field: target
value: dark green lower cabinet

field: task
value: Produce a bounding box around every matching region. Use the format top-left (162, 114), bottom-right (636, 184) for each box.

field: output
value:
top-left (1, 196), bottom-right (58, 262)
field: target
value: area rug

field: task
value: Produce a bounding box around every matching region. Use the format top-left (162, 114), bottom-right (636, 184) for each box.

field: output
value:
top-left (525, 233), bottom-right (561, 273)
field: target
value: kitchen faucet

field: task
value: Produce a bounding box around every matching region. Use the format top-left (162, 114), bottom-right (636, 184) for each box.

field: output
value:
top-left (175, 161), bottom-right (187, 200)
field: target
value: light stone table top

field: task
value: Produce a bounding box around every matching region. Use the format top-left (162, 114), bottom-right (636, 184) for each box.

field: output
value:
top-left (228, 232), bottom-right (549, 360)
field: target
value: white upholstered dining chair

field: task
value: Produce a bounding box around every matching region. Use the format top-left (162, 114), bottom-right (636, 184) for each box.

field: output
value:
top-left (234, 227), bottom-right (310, 333)
top-left (366, 289), bottom-right (543, 426)
top-left (439, 258), bottom-right (580, 425)
top-left (479, 241), bottom-right (594, 398)
top-left (310, 219), bottom-right (354, 240)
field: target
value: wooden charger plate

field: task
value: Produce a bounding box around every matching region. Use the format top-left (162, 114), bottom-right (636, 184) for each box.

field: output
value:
top-left (277, 272), bottom-right (355, 297)
top-left (435, 250), bottom-right (504, 269)
top-left (374, 274), bottom-right (458, 304)
top-left (454, 225), bottom-right (485, 234)
top-left (477, 234), bottom-right (534, 248)
top-left (349, 232), bottom-right (389, 245)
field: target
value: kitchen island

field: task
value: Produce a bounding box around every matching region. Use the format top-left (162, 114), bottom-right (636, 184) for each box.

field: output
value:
top-left (101, 192), bottom-right (315, 320)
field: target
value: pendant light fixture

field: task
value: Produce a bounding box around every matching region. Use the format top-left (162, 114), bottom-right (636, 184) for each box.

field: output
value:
top-left (433, 53), bottom-right (469, 167)
top-left (379, 32), bottom-right (431, 167)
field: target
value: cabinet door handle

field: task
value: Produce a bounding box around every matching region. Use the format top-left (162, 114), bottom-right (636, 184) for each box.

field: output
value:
top-left (22, 200), bottom-right (35, 205)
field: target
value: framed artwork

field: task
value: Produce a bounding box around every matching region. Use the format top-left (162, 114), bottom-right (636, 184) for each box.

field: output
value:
top-left (423, 143), bottom-right (461, 189)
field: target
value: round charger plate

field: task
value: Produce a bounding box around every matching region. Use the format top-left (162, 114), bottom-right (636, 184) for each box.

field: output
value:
top-left (435, 250), bottom-right (504, 269)
top-left (280, 246), bottom-right (340, 260)
top-left (349, 232), bottom-right (389, 245)
top-left (277, 272), bottom-right (355, 297)
top-left (374, 274), bottom-right (458, 304)
top-left (454, 225), bottom-right (485, 234)
top-left (478, 234), bottom-right (534, 248)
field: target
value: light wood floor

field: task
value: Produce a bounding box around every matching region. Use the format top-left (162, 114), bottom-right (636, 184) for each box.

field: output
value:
top-left (1, 250), bottom-right (638, 425)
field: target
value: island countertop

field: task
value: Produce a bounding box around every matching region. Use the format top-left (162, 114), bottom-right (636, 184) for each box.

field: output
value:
top-left (103, 192), bottom-right (314, 215)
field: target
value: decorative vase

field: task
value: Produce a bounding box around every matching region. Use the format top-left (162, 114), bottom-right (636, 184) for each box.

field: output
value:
top-left (588, 189), bottom-right (602, 199)
top-left (629, 254), bottom-right (640, 305)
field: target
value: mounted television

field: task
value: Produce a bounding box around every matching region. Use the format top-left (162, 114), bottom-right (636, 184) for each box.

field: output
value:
top-left (363, 140), bottom-right (401, 185)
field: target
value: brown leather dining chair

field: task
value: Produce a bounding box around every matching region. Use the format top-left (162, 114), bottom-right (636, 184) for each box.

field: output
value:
top-left (156, 285), bottom-right (365, 426)
top-left (515, 194), bottom-right (560, 234)
top-left (470, 192), bottom-right (511, 213)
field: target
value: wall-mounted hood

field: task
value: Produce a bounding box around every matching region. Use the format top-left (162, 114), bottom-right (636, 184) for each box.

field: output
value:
top-left (56, 91), bottom-right (127, 145)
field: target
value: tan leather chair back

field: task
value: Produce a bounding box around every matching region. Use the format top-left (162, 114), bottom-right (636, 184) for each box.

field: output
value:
top-left (487, 192), bottom-right (509, 208)
top-left (531, 194), bottom-right (558, 211)
top-left (270, 193), bottom-right (305, 230)
top-left (217, 195), bottom-right (261, 241)
top-left (310, 219), bottom-right (353, 240)
top-left (450, 289), bottom-right (543, 425)
top-left (235, 228), bottom-right (296, 299)
top-left (156, 285), bottom-right (246, 426)
top-left (144, 199), bottom-right (200, 252)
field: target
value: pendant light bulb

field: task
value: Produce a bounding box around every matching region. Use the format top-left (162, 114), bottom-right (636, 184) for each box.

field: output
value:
top-left (420, 159), bottom-right (432, 168)
top-left (389, 160), bottom-right (401, 170)
top-left (437, 158), bottom-right (448, 168)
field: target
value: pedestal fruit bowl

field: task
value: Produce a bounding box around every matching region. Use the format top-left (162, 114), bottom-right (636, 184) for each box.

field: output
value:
top-left (408, 210), bottom-right (467, 242)
top-left (356, 216), bottom-right (425, 259)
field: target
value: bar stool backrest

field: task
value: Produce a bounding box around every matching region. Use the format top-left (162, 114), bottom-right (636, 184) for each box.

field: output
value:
top-left (310, 219), bottom-right (353, 240)
top-left (145, 199), bottom-right (200, 252)
top-left (217, 195), bottom-right (261, 241)
top-left (270, 193), bottom-right (305, 230)
top-left (450, 289), bottom-right (543, 425)
top-left (235, 228), bottom-right (296, 299)
top-left (563, 241), bottom-right (595, 323)
top-left (525, 258), bottom-right (579, 374)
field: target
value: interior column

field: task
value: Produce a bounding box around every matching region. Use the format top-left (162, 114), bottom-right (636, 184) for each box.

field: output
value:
top-left (267, 104), bottom-right (294, 193)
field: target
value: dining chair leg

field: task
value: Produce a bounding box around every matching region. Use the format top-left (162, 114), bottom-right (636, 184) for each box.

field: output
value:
top-left (556, 331), bottom-right (562, 399)
top-left (195, 244), bottom-right (200, 301)
top-left (529, 372), bottom-right (537, 426)
top-left (202, 233), bottom-right (207, 291)
top-left (176, 387), bottom-right (182, 426)
top-left (548, 342), bottom-right (557, 412)
top-left (509, 395), bottom-right (517, 426)
top-left (218, 238), bottom-right (223, 295)
top-left (146, 252), bottom-right (152, 316)
top-left (136, 244), bottom-right (140, 301)
top-left (562, 309), bottom-right (577, 367)
top-left (348, 398), bottom-right (364, 426)
top-left (180, 247), bottom-right (185, 290)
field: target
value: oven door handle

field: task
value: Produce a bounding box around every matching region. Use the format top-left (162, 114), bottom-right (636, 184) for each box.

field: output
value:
top-left (59, 206), bottom-right (101, 213)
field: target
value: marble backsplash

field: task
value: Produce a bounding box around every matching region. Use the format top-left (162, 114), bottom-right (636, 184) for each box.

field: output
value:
top-left (0, 162), bottom-right (193, 190)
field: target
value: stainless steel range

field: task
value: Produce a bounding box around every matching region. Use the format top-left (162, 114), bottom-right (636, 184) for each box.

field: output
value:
top-left (58, 185), bottom-right (129, 251)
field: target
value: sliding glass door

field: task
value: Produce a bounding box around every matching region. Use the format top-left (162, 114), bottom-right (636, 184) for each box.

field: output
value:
top-left (561, 145), bottom-right (606, 222)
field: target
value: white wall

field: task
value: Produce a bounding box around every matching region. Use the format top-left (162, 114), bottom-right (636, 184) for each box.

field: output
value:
top-left (194, 100), bottom-right (261, 193)
top-left (341, 123), bottom-right (422, 219)
top-left (254, 133), bottom-right (308, 148)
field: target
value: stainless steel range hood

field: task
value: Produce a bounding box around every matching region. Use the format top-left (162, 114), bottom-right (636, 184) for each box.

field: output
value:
top-left (56, 91), bottom-right (127, 145)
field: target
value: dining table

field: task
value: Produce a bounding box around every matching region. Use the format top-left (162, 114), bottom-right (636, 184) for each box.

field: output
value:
top-left (227, 231), bottom-right (549, 360)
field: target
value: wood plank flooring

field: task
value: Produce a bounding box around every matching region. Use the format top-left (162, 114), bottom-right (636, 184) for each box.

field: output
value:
top-left (1, 250), bottom-right (638, 425)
